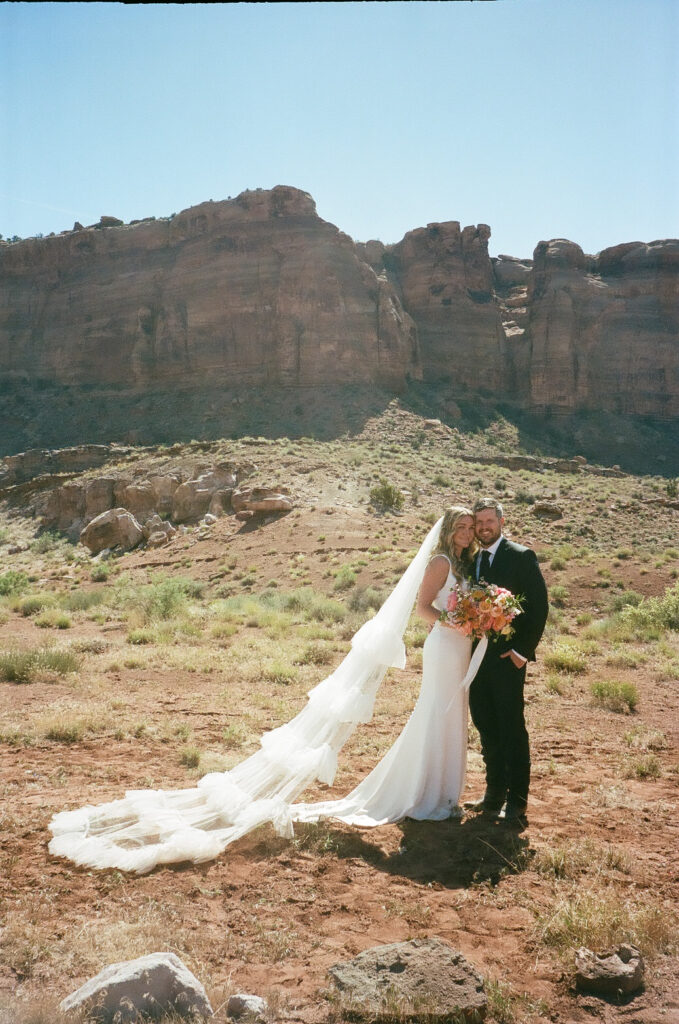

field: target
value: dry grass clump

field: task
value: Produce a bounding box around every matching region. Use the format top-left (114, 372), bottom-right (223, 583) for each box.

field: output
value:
top-left (532, 839), bottom-right (630, 880)
top-left (622, 753), bottom-right (661, 780)
top-left (544, 642), bottom-right (589, 675)
top-left (0, 646), bottom-right (81, 684)
top-left (483, 979), bottom-right (549, 1024)
top-left (15, 594), bottom-right (54, 617)
top-left (1, 899), bottom-right (205, 990)
top-left (35, 609), bottom-right (72, 630)
top-left (534, 888), bottom-right (677, 960)
top-left (623, 725), bottom-right (667, 751)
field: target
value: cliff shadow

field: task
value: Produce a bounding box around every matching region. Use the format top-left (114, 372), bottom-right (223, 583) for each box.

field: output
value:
top-left (2, 379), bottom-right (678, 476)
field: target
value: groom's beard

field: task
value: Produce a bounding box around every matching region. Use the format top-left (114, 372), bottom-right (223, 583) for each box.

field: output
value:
top-left (475, 528), bottom-right (501, 547)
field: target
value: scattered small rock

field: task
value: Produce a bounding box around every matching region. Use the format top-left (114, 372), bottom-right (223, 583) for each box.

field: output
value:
top-left (7, 542), bottom-right (28, 554)
top-left (575, 943), bottom-right (644, 996)
top-left (59, 951), bottom-right (213, 1021)
top-left (530, 500), bottom-right (563, 520)
top-left (232, 486), bottom-right (292, 515)
top-left (227, 993), bottom-right (268, 1021)
top-left (142, 513), bottom-right (177, 542)
top-left (147, 530), bottom-right (170, 548)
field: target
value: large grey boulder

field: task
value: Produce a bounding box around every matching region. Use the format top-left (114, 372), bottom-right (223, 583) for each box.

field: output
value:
top-left (80, 507), bottom-right (143, 554)
top-left (328, 938), bottom-right (486, 1021)
top-left (60, 951), bottom-right (213, 1021)
top-left (575, 944), bottom-right (644, 995)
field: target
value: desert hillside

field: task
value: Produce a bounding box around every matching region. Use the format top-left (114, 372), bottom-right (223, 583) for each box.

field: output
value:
top-left (1, 408), bottom-right (678, 1023)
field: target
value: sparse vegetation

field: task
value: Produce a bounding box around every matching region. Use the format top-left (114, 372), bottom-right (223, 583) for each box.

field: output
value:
top-left (1, 417), bottom-right (679, 1018)
top-left (0, 570), bottom-right (29, 596)
top-left (590, 679), bottom-right (638, 713)
top-left (0, 647), bottom-right (80, 683)
top-left (544, 642), bottom-right (588, 675)
top-left (369, 479), bottom-right (405, 512)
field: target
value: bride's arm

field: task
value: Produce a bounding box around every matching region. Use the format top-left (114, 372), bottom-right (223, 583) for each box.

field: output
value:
top-left (416, 555), bottom-right (450, 629)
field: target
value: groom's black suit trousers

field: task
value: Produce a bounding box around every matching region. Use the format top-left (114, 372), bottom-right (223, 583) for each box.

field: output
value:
top-left (469, 538), bottom-right (548, 812)
top-left (469, 651), bottom-right (530, 811)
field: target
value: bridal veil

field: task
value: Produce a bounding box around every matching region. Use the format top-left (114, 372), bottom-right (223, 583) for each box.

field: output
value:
top-left (49, 517), bottom-right (447, 873)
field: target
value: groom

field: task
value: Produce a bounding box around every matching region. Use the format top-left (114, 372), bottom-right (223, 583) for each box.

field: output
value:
top-left (467, 498), bottom-right (549, 830)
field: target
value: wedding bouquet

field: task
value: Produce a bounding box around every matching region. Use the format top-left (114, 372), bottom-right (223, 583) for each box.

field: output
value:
top-left (441, 581), bottom-right (523, 641)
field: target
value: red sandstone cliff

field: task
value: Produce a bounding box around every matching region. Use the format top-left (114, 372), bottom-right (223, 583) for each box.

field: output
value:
top-left (525, 238), bottom-right (679, 416)
top-left (1, 186), bottom-right (678, 444)
top-left (0, 186), bottom-right (419, 391)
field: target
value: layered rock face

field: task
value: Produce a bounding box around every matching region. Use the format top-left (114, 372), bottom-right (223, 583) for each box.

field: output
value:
top-left (1, 186), bottom-right (677, 452)
top-left (387, 222), bottom-right (507, 392)
top-left (526, 239), bottom-right (679, 416)
top-left (0, 186), bottom-right (419, 392)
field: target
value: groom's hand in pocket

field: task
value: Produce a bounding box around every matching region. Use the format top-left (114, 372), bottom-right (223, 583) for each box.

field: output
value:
top-left (501, 650), bottom-right (527, 669)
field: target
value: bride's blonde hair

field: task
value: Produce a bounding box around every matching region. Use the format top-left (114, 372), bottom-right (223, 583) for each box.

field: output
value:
top-left (434, 505), bottom-right (478, 576)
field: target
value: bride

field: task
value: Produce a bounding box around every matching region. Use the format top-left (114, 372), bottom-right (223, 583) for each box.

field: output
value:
top-left (49, 507), bottom-right (478, 874)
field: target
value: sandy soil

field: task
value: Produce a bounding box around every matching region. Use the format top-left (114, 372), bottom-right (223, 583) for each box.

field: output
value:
top-left (1, 439), bottom-right (678, 1024)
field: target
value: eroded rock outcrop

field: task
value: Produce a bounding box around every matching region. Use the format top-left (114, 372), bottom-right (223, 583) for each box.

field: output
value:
top-left (526, 238), bottom-right (679, 416)
top-left (34, 461), bottom-right (244, 539)
top-left (1, 187), bottom-right (677, 449)
top-left (387, 222), bottom-right (506, 393)
top-left (0, 186), bottom-right (420, 396)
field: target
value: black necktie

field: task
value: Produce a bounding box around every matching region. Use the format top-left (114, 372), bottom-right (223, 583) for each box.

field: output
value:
top-left (479, 550), bottom-right (491, 581)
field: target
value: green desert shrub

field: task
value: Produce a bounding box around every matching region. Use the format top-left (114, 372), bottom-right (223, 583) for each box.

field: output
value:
top-left (30, 531), bottom-right (62, 554)
top-left (0, 570), bottom-right (29, 596)
top-left (180, 746), bottom-right (201, 768)
top-left (609, 590), bottom-right (643, 612)
top-left (333, 565), bottom-right (357, 591)
top-left (369, 479), bottom-right (405, 512)
top-left (549, 585), bottom-right (569, 608)
top-left (126, 575), bottom-right (204, 623)
top-left (590, 679), bottom-right (638, 713)
top-left (296, 641), bottom-right (335, 666)
top-left (35, 610), bottom-right (71, 630)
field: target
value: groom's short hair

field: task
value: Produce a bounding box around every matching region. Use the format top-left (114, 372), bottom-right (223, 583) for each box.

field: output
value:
top-left (473, 497), bottom-right (504, 518)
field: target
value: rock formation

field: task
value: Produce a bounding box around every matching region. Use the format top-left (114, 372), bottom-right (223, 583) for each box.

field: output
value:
top-left (0, 186), bottom-right (419, 395)
top-left (526, 238), bottom-right (679, 416)
top-left (0, 185), bottom-right (677, 455)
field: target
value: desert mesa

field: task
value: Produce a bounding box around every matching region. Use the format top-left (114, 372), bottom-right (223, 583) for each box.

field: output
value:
top-left (0, 184), bottom-right (678, 442)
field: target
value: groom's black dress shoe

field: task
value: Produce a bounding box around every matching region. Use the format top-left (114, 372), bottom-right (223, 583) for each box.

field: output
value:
top-left (464, 796), bottom-right (504, 817)
top-left (500, 807), bottom-right (528, 831)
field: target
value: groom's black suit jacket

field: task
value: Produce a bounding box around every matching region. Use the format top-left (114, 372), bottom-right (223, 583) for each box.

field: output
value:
top-left (479, 537), bottom-right (549, 663)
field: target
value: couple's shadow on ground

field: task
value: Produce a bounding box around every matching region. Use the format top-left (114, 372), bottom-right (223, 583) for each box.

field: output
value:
top-left (292, 815), bottom-right (532, 890)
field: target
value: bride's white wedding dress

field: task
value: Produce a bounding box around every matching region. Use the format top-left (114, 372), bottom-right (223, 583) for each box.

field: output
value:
top-left (293, 557), bottom-right (470, 826)
top-left (48, 520), bottom-right (478, 874)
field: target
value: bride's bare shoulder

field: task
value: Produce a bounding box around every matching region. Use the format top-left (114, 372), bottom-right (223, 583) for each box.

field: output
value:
top-left (426, 552), bottom-right (452, 573)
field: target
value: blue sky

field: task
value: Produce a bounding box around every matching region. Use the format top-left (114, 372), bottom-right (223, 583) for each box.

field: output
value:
top-left (1, 0), bottom-right (677, 257)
